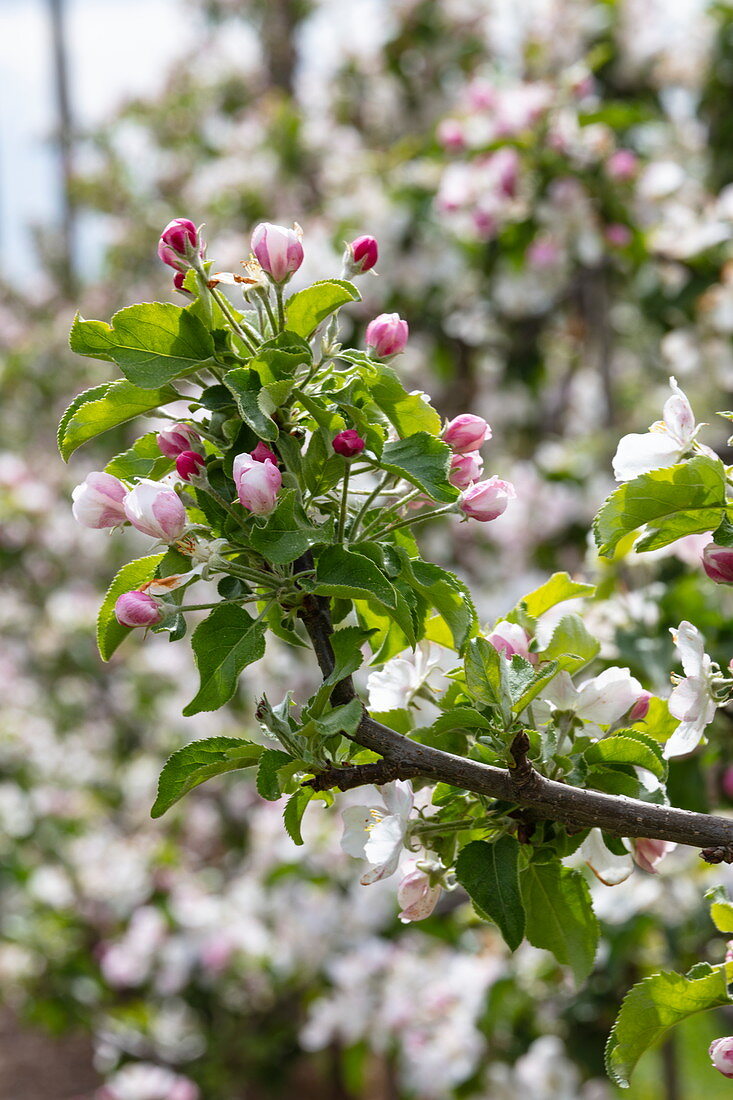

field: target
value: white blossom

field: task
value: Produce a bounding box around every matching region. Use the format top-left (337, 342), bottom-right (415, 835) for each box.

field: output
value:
top-left (612, 377), bottom-right (697, 481)
top-left (340, 781), bottom-right (414, 884)
top-left (543, 666), bottom-right (643, 736)
top-left (366, 643), bottom-right (445, 712)
top-left (665, 620), bottom-right (718, 758)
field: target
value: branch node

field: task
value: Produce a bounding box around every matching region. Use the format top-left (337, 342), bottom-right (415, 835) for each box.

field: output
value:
top-left (701, 844), bottom-right (733, 865)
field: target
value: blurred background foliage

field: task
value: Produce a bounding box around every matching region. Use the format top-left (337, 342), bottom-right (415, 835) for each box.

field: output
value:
top-left (5, 0), bottom-right (733, 1096)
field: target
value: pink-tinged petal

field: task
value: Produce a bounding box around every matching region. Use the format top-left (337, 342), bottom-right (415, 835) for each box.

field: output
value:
top-left (381, 779), bottom-right (414, 821)
top-left (397, 864), bottom-right (442, 922)
top-left (442, 414), bottom-right (492, 453)
top-left (710, 1037), bottom-right (733, 1078)
top-left (663, 377), bottom-right (695, 445)
top-left (631, 837), bottom-right (675, 874)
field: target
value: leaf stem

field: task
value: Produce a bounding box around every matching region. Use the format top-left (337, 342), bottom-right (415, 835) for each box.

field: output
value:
top-left (211, 287), bottom-right (259, 354)
top-left (358, 504), bottom-right (456, 543)
top-left (337, 461), bottom-right (351, 543)
top-left (257, 288), bottom-right (279, 335)
top-left (348, 474), bottom-right (393, 539)
top-left (275, 284), bottom-right (286, 331)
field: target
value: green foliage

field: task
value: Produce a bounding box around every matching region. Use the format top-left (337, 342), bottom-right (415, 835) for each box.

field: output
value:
top-left (606, 965), bottom-right (732, 1087)
top-left (58, 380), bottom-right (179, 460)
top-left (455, 838), bottom-right (525, 950)
top-left (515, 571), bottom-right (596, 620)
top-left (223, 367), bottom-right (279, 440)
top-left (594, 456), bottom-right (726, 558)
top-left (521, 860), bottom-right (599, 985)
top-left (96, 553), bottom-right (165, 661)
top-left (403, 560), bottom-right (475, 653)
top-left (256, 748), bottom-right (296, 801)
top-left (151, 737), bottom-right (264, 818)
top-left (282, 788), bottom-right (315, 844)
top-left (285, 279), bottom-right (360, 337)
top-left (464, 637), bottom-right (511, 723)
top-left (184, 605), bottom-right (267, 715)
top-left (368, 363), bottom-right (442, 436)
top-left (706, 885), bottom-right (733, 934)
top-left (585, 730), bottom-right (667, 780)
top-left (539, 613), bottom-right (600, 673)
top-left (379, 433), bottom-right (458, 503)
top-left (249, 490), bottom-right (327, 563)
top-left (105, 433), bottom-right (174, 480)
top-left (70, 302), bottom-right (215, 387)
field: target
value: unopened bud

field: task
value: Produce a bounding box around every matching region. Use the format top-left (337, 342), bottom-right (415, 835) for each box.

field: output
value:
top-left (628, 691), bottom-right (652, 723)
top-left (115, 590), bottom-right (163, 628)
top-left (449, 450), bottom-right (483, 489)
top-left (175, 451), bottom-right (206, 481)
top-left (459, 476), bottom-right (516, 522)
top-left (156, 423), bottom-right (202, 458)
top-left (442, 414), bottom-right (492, 453)
top-left (332, 429), bottom-right (365, 458)
top-left (157, 218), bottom-right (201, 272)
top-left (251, 222), bottom-right (303, 284)
top-left (251, 442), bottom-right (278, 465)
top-left (710, 1037), bottom-right (733, 1078)
top-left (365, 313), bottom-right (409, 358)
top-left (344, 235), bottom-right (378, 276)
top-left (703, 545), bottom-right (733, 585)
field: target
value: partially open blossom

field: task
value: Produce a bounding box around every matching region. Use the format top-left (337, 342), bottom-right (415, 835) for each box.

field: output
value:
top-left (581, 828), bottom-right (633, 886)
top-left (459, 476), bottom-right (516, 522)
top-left (544, 667), bottom-right (643, 735)
top-left (156, 423), bottom-right (202, 458)
top-left (702, 544), bottom-right (733, 584)
top-left (233, 452), bottom-right (282, 514)
top-left (71, 472), bottom-right (128, 529)
top-left (157, 218), bottom-right (200, 272)
top-left (341, 780), bottom-right (414, 884)
top-left (251, 442), bottom-right (278, 465)
top-left (631, 837), bottom-right (676, 874)
top-left (114, 590), bottom-right (163, 628)
top-left (487, 620), bottom-right (533, 662)
top-left (344, 235), bottom-right (378, 275)
top-left (612, 377), bottom-right (697, 481)
top-left (666, 620), bottom-right (718, 758)
top-left (710, 1037), bottom-right (733, 1079)
top-left (442, 414), bottom-right (492, 453)
top-left (367, 643), bottom-right (445, 713)
top-left (251, 222), bottom-right (303, 283)
top-left (397, 861), bottom-right (442, 922)
top-left (124, 480), bottom-right (187, 541)
top-left (332, 429), bottom-right (365, 458)
top-left (627, 690), bottom-right (652, 723)
top-left (607, 149), bottom-right (638, 180)
top-left (365, 313), bottom-right (409, 358)
top-left (449, 450), bottom-right (483, 489)
top-left (175, 451), bottom-right (206, 481)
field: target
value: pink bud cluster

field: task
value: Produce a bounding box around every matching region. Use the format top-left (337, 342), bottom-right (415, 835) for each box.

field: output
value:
top-left (157, 219), bottom-right (204, 292)
top-left (440, 413), bottom-right (514, 522)
top-left (72, 473), bottom-right (187, 541)
top-left (332, 429), bottom-right (365, 458)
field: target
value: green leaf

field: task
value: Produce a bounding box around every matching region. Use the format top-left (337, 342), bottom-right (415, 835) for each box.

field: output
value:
top-left (223, 368), bottom-right (279, 440)
top-left (379, 433), bottom-right (458, 504)
top-left (256, 748), bottom-right (295, 801)
top-left (184, 605), bottom-right (267, 716)
top-left (605, 965), bottom-right (732, 1087)
top-left (283, 788), bottom-right (315, 845)
top-left (315, 546), bottom-right (399, 612)
top-left (313, 698), bottom-right (364, 738)
top-left (431, 707), bottom-right (492, 735)
top-left (455, 838), bottom-right (525, 951)
top-left (58, 379), bottom-right (179, 460)
top-left (404, 560), bottom-right (476, 653)
top-left (106, 432), bottom-right (175, 481)
top-left (285, 279), bottom-right (360, 338)
top-left (516, 572), bottom-right (596, 619)
top-left (539, 613), bottom-right (600, 673)
top-left (585, 730), bottom-right (666, 780)
top-left (512, 660), bottom-right (560, 714)
top-left (151, 737), bottom-right (264, 818)
top-left (521, 861), bottom-right (599, 985)
top-left (464, 637), bottom-right (511, 721)
top-left (594, 456), bottom-right (726, 558)
top-left (706, 885), bottom-right (733, 934)
top-left (249, 490), bottom-right (326, 564)
top-left (70, 303), bottom-right (215, 387)
top-left (369, 364), bottom-right (442, 437)
top-left (96, 554), bottom-right (165, 661)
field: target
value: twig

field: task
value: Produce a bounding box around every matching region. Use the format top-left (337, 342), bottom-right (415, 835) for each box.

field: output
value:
top-left (293, 568), bottom-right (733, 851)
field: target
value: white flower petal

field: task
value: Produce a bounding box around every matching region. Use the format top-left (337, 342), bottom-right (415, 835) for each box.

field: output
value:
top-left (612, 431), bottom-right (682, 481)
top-left (380, 780), bottom-right (414, 820)
top-left (663, 719), bottom-right (707, 759)
top-left (671, 621), bottom-right (705, 678)
top-left (340, 806), bottom-right (378, 859)
top-left (576, 667), bottom-right (642, 725)
top-left (363, 814), bottom-right (406, 872)
top-left (581, 828), bottom-right (633, 886)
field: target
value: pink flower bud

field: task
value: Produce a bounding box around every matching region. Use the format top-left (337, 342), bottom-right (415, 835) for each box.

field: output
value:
top-left (459, 476), bottom-right (516, 522)
top-left (607, 149), bottom-right (638, 181)
top-left (605, 223), bottom-right (632, 248)
top-left (233, 452), bottom-right (282, 515)
top-left (251, 222), bottom-right (303, 283)
top-left (346, 235), bottom-right (378, 275)
top-left (631, 837), bottom-right (675, 874)
top-left (365, 313), bottom-right (409, 358)
top-left (156, 423), bottom-right (202, 458)
top-left (449, 450), bottom-right (483, 489)
top-left (114, 590), bottom-right (163, 628)
top-left (703, 544), bottom-right (733, 584)
top-left (527, 236), bottom-right (561, 269)
top-left (397, 862), bottom-right (442, 923)
top-left (628, 691), bottom-right (652, 723)
top-left (251, 442), bottom-right (278, 465)
top-left (71, 472), bottom-right (128, 529)
top-left (157, 218), bottom-right (199, 272)
top-left (332, 429), bottom-right (365, 458)
top-left (123, 480), bottom-right (187, 541)
top-left (710, 1037), bottom-right (733, 1078)
top-left (487, 620), bottom-right (533, 662)
top-left (175, 451), bottom-right (206, 481)
top-left (442, 414), bottom-right (492, 453)
top-left (173, 271), bottom-right (191, 295)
